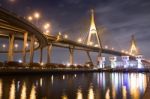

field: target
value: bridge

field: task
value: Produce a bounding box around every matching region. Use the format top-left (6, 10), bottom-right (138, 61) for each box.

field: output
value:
top-left (0, 7), bottom-right (149, 69)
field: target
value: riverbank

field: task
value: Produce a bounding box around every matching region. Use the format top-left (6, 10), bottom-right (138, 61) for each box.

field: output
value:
top-left (0, 68), bottom-right (150, 75)
top-left (0, 61), bottom-right (150, 74)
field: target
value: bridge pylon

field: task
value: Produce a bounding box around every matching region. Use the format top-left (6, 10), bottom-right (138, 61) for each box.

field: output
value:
top-left (86, 9), bottom-right (102, 56)
top-left (129, 35), bottom-right (139, 55)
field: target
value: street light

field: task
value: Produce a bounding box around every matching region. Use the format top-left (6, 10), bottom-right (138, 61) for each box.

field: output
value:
top-left (18, 59), bottom-right (22, 63)
top-left (34, 12), bottom-right (40, 27)
top-left (34, 42), bottom-right (38, 45)
top-left (77, 38), bottom-right (82, 43)
top-left (43, 23), bottom-right (50, 30)
top-left (94, 44), bottom-right (98, 47)
top-left (14, 44), bottom-right (18, 49)
top-left (89, 42), bottom-right (93, 46)
top-left (44, 30), bottom-right (50, 35)
top-left (125, 51), bottom-right (129, 54)
top-left (121, 50), bottom-right (125, 53)
top-left (105, 45), bottom-right (108, 49)
top-left (28, 16), bottom-right (33, 21)
top-left (64, 34), bottom-right (68, 39)
top-left (2, 44), bottom-right (6, 48)
top-left (26, 43), bottom-right (29, 47)
top-left (34, 12), bottom-right (40, 19)
top-left (9, 0), bottom-right (15, 2)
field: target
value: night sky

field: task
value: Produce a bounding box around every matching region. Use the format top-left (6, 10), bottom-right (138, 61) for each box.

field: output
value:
top-left (0, 0), bottom-right (150, 64)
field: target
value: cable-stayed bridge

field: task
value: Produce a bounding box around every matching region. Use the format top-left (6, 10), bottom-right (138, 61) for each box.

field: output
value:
top-left (0, 7), bottom-right (149, 70)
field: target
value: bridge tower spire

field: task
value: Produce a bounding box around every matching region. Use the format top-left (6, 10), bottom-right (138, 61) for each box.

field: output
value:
top-left (87, 9), bottom-right (102, 49)
top-left (130, 35), bottom-right (138, 55)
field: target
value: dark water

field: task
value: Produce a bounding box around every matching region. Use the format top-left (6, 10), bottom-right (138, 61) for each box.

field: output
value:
top-left (0, 73), bottom-right (149, 99)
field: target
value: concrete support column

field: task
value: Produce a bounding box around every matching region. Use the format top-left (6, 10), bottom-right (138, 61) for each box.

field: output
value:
top-left (22, 32), bottom-right (28, 63)
top-left (122, 56), bottom-right (129, 68)
top-left (69, 46), bottom-right (74, 65)
top-left (47, 44), bottom-right (52, 63)
top-left (98, 57), bottom-right (105, 68)
top-left (39, 47), bottom-right (43, 63)
top-left (86, 51), bottom-right (93, 65)
top-left (136, 55), bottom-right (143, 68)
top-left (109, 56), bottom-right (117, 68)
top-left (8, 34), bottom-right (15, 61)
top-left (29, 35), bottom-right (35, 63)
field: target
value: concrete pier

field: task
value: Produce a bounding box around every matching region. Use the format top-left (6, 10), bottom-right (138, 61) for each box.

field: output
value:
top-left (39, 47), bottom-right (43, 63)
top-left (69, 47), bottom-right (74, 65)
top-left (47, 44), bottom-right (52, 63)
top-left (22, 32), bottom-right (28, 63)
top-left (29, 35), bottom-right (35, 63)
top-left (8, 34), bottom-right (15, 61)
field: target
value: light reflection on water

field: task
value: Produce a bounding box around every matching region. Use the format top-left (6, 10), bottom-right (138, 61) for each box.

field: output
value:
top-left (0, 79), bottom-right (2, 99)
top-left (30, 84), bottom-right (36, 99)
top-left (0, 73), bottom-right (148, 99)
top-left (88, 85), bottom-right (95, 99)
top-left (20, 82), bottom-right (26, 99)
top-left (9, 80), bottom-right (15, 99)
top-left (76, 88), bottom-right (83, 99)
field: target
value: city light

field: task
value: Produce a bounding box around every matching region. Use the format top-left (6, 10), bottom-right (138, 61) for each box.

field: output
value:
top-left (18, 60), bottom-right (22, 63)
top-left (66, 63), bottom-right (70, 67)
top-left (74, 64), bottom-right (77, 67)
top-left (40, 62), bottom-right (44, 66)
